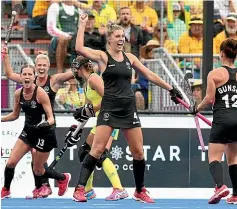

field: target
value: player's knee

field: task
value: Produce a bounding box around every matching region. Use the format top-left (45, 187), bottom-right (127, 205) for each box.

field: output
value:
top-left (132, 151), bottom-right (144, 161)
top-left (91, 145), bottom-right (105, 158)
top-left (226, 154), bottom-right (237, 165)
top-left (97, 149), bottom-right (108, 168)
top-left (6, 161), bottom-right (17, 168)
top-left (33, 165), bottom-right (44, 176)
top-left (78, 142), bottom-right (91, 162)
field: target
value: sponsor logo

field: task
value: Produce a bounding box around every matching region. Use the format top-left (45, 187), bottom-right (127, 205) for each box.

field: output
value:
top-left (43, 86), bottom-right (49, 93)
top-left (108, 64), bottom-right (115, 67)
top-left (103, 113), bottom-right (110, 121)
top-left (31, 100), bottom-right (37, 108)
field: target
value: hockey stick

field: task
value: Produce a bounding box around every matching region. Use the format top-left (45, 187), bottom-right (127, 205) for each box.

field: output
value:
top-left (182, 73), bottom-right (206, 152)
top-left (176, 98), bottom-right (212, 126)
top-left (1, 3), bottom-right (23, 59)
top-left (49, 120), bottom-right (87, 169)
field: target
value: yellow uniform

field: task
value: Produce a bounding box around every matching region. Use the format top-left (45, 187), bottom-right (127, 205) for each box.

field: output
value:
top-left (32, 0), bottom-right (51, 18)
top-left (85, 74), bottom-right (119, 140)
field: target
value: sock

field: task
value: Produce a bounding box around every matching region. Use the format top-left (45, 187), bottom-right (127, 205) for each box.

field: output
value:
top-left (42, 166), bottom-right (65, 181)
top-left (229, 164), bottom-right (237, 196)
top-left (85, 172), bottom-right (94, 192)
top-left (102, 158), bottom-right (123, 190)
top-left (209, 161), bottom-right (224, 188)
top-left (4, 166), bottom-right (15, 190)
top-left (41, 163), bottom-right (50, 186)
top-left (133, 159), bottom-right (145, 193)
top-left (31, 162), bottom-right (41, 188)
top-left (77, 154), bottom-right (98, 187)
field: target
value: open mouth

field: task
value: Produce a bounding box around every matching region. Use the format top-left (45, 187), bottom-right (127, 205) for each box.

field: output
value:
top-left (117, 41), bottom-right (124, 47)
top-left (24, 79), bottom-right (30, 84)
top-left (38, 69), bottom-right (45, 74)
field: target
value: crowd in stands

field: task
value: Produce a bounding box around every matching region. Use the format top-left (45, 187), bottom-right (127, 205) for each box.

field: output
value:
top-left (1, 0), bottom-right (237, 110)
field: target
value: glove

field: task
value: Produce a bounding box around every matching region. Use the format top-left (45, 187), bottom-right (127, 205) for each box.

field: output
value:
top-left (169, 86), bottom-right (183, 104)
top-left (65, 125), bottom-right (83, 147)
top-left (73, 103), bottom-right (95, 122)
top-left (1, 45), bottom-right (8, 60)
top-left (36, 121), bottom-right (50, 130)
top-left (189, 104), bottom-right (198, 115)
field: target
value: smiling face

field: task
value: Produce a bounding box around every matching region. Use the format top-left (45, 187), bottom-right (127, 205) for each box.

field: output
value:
top-left (35, 57), bottom-right (50, 78)
top-left (108, 29), bottom-right (125, 52)
top-left (20, 67), bottom-right (35, 89)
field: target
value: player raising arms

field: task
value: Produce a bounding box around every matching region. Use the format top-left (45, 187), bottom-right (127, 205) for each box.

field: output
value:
top-left (1, 49), bottom-right (75, 198)
top-left (1, 65), bottom-right (70, 199)
top-left (72, 14), bottom-right (182, 203)
top-left (71, 56), bottom-right (128, 201)
top-left (191, 38), bottom-right (237, 204)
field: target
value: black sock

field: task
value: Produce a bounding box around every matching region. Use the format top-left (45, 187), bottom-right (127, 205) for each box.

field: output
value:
top-left (133, 159), bottom-right (145, 193)
top-left (209, 161), bottom-right (224, 188)
top-left (4, 166), bottom-right (15, 190)
top-left (41, 166), bottom-right (65, 181)
top-left (229, 164), bottom-right (237, 196)
top-left (77, 154), bottom-right (98, 187)
top-left (41, 163), bottom-right (50, 186)
top-left (31, 162), bottom-right (41, 188)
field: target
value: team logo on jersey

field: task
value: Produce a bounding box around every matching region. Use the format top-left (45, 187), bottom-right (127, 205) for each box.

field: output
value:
top-left (44, 86), bottom-right (49, 93)
top-left (126, 62), bottom-right (131, 70)
top-left (31, 101), bottom-right (37, 108)
top-left (103, 113), bottom-right (110, 121)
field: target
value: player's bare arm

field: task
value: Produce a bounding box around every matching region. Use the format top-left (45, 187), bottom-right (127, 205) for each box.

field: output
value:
top-left (1, 89), bottom-right (21, 122)
top-left (127, 53), bottom-right (173, 91)
top-left (197, 71), bottom-right (216, 111)
top-left (2, 48), bottom-right (22, 83)
top-left (37, 87), bottom-right (55, 125)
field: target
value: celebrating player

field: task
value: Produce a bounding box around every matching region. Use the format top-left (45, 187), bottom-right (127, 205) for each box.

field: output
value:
top-left (1, 65), bottom-right (70, 199)
top-left (1, 48), bottom-right (75, 198)
top-left (191, 38), bottom-right (237, 204)
top-left (71, 55), bottom-right (128, 201)
top-left (72, 14), bottom-right (182, 203)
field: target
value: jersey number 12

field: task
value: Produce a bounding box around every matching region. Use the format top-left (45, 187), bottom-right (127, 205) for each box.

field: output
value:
top-left (222, 94), bottom-right (237, 108)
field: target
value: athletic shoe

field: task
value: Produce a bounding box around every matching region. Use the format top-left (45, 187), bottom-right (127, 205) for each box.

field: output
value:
top-left (133, 187), bottom-right (154, 203)
top-left (73, 186), bottom-right (87, 202)
top-left (105, 188), bottom-right (129, 201)
top-left (38, 185), bottom-right (52, 198)
top-left (226, 195), bottom-right (237, 204)
top-left (85, 189), bottom-right (96, 200)
top-left (208, 184), bottom-right (230, 204)
top-left (57, 173), bottom-right (71, 196)
top-left (1, 187), bottom-right (11, 199)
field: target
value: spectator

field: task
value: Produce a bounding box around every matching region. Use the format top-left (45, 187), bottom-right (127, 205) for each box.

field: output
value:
top-left (32, 0), bottom-right (56, 28)
top-left (213, 9), bottom-right (225, 37)
top-left (214, 13), bottom-right (237, 54)
top-left (118, 7), bottom-right (148, 58)
top-left (47, 0), bottom-right (80, 73)
top-left (178, 15), bottom-right (207, 78)
top-left (214, 0), bottom-right (236, 21)
top-left (135, 40), bottom-right (160, 109)
top-left (90, 0), bottom-right (117, 28)
top-left (192, 79), bottom-right (212, 111)
top-left (130, 0), bottom-right (158, 34)
top-left (152, 24), bottom-right (178, 54)
top-left (55, 70), bottom-right (84, 110)
top-left (84, 12), bottom-right (106, 51)
top-left (164, 3), bottom-right (186, 45)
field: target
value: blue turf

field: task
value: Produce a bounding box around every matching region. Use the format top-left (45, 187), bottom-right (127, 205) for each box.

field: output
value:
top-left (1, 198), bottom-right (236, 209)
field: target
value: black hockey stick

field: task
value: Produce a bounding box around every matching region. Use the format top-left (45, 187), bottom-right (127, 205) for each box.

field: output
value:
top-left (49, 120), bottom-right (87, 169)
top-left (4, 3), bottom-right (23, 45)
top-left (1, 3), bottom-right (23, 60)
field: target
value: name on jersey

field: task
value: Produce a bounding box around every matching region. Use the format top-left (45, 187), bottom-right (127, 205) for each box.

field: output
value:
top-left (217, 84), bottom-right (237, 94)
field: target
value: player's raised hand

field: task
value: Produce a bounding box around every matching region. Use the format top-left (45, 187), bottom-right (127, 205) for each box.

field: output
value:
top-left (80, 13), bottom-right (88, 25)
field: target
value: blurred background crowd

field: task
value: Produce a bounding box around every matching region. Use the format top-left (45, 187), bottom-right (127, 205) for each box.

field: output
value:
top-left (1, 0), bottom-right (237, 111)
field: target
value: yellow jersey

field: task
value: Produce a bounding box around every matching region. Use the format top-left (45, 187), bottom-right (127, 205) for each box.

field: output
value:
top-left (85, 73), bottom-right (102, 116)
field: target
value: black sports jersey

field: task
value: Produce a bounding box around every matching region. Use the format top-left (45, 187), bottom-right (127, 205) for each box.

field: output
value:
top-left (34, 75), bottom-right (56, 108)
top-left (102, 51), bottom-right (134, 98)
top-left (20, 86), bottom-right (44, 126)
top-left (213, 66), bottom-right (237, 112)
